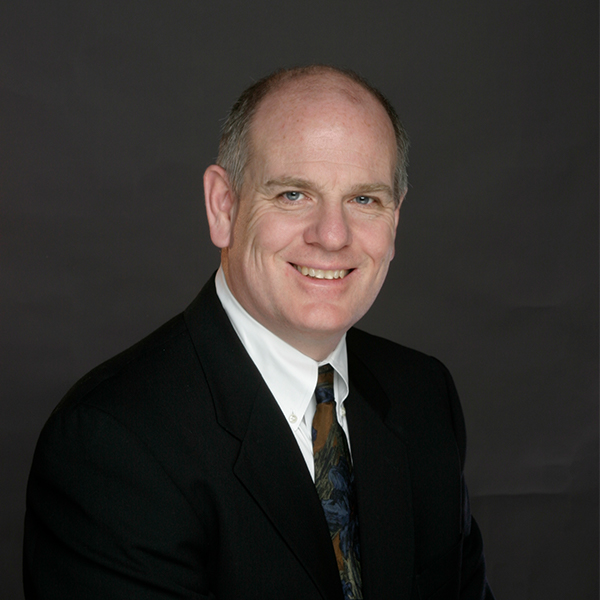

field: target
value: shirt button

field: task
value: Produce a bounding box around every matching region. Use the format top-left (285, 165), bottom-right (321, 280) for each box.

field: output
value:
top-left (289, 413), bottom-right (298, 423)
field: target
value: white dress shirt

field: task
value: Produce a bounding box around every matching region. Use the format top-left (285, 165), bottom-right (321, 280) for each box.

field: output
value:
top-left (215, 267), bottom-right (351, 480)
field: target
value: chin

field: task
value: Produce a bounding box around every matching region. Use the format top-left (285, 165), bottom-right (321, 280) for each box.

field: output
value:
top-left (292, 308), bottom-right (360, 339)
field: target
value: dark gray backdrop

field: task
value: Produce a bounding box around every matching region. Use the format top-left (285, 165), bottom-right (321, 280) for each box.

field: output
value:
top-left (2, 1), bottom-right (598, 598)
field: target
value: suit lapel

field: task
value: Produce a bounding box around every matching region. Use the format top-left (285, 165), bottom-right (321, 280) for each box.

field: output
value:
top-left (234, 382), bottom-right (344, 600)
top-left (184, 278), bottom-right (344, 600)
top-left (346, 349), bottom-right (415, 600)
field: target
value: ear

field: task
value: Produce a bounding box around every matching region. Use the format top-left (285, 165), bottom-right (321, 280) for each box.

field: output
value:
top-left (204, 165), bottom-right (236, 248)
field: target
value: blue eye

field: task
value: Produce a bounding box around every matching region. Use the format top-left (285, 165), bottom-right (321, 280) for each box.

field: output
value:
top-left (355, 195), bottom-right (373, 205)
top-left (283, 191), bottom-right (303, 201)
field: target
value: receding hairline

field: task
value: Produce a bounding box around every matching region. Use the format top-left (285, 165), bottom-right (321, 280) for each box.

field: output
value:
top-left (243, 76), bottom-right (398, 197)
top-left (256, 66), bottom-right (377, 99)
top-left (249, 67), bottom-right (394, 128)
top-left (216, 65), bottom-right (409, 204)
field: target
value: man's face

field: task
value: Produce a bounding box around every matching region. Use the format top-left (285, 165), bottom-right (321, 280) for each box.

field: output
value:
top-left (218, 79), bottom-right (401, 358)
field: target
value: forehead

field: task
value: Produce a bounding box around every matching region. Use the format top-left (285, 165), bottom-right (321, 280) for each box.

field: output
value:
top-left (248, 75), bottom-right (396, 170)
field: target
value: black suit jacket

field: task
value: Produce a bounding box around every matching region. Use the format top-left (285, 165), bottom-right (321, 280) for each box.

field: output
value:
top-left (24, 276), bottom-right (493, 599)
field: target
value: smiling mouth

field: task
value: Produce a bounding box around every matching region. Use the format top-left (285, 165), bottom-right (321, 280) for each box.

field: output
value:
top-left (293, 264), bottom-right (352, 280)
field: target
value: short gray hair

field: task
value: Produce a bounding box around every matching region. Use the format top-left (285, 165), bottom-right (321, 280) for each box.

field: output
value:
top-left (217, 65), bottom-right (409, 206)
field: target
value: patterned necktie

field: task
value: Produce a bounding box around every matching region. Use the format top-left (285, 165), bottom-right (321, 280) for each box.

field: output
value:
top-left (312, 364), bottom-right (362, 600)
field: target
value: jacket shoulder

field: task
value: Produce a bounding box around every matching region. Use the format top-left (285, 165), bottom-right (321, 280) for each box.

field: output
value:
top-left (347, 327), bottom-right (467, 463)
top-left (346, 326), bottom-right (447, 379)
top-left (51, 313), bottom-right (195, 417)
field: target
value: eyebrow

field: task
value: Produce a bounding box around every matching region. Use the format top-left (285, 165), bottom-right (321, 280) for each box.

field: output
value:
top-left (261, 177), bottom-right (313, 191)
top-left (260, 177), bottom-right (393, 198)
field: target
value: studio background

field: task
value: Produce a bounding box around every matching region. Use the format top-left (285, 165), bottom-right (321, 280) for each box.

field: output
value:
top-left (1, 1), bottom-right (597, 598)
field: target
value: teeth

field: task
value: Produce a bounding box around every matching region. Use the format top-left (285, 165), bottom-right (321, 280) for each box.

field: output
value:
top-left (294, 265), bottom-right (349, 279)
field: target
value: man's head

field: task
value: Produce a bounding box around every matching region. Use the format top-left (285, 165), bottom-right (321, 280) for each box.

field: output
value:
top-left (204, 65), bottom-right (408, 360)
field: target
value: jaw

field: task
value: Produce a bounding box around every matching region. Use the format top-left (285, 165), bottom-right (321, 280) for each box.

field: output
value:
top-left (222, 253), bottom-right (388, 360)
top-left (273, 305), bottom-right (354, 361)
top-left (281, 266), bottom-right (371, 336)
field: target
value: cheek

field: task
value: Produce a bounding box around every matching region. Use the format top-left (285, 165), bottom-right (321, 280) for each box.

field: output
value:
top-left (233, 210), bottom-right (299, 259)
top-left (230, 203), bottom-right (269, 251)
top-left (357, 220), bottom-right (397, 262)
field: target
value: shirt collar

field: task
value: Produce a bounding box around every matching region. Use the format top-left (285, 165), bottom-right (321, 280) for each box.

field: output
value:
top-left (214, 267), bottom-right (349, 431)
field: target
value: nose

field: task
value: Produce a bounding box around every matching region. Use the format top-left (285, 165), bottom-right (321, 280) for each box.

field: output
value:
top-left (304, 201), bottom-right (352, 251)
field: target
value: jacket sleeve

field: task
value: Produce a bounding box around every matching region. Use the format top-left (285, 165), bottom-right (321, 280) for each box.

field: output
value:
top-left (23, 401), bottom-right (215, 600)
top-left (437, 359), bottom-right (495, 600)
top-left (459, 481), bottom-right (495, 599)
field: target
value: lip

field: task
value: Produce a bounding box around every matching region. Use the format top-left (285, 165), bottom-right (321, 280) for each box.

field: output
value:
top-left (290, 263), bottom-right (354, 281)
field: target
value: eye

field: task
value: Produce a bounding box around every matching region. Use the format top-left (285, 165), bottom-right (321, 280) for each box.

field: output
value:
top-left (282, 191), bottom-right (305, 201)
top-left (354, 195), bottom-right (374, 205)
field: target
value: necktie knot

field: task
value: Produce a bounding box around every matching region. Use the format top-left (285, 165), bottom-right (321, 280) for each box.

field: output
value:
top-left (315, 364), bottom-right (335, 404)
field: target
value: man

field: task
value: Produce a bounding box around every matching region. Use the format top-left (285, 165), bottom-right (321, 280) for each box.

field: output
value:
top-left (24, 65), bottom-right (494, 599)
